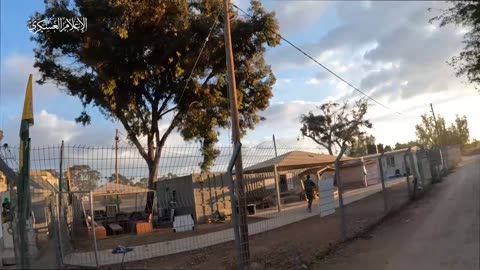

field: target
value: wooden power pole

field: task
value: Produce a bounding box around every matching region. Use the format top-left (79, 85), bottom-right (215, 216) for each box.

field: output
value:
top-left (115, 129), bottom-right (119, 184)
top-left (272, 134), bottom-right (278, 157)
top-left (223, 0), bottom-right (250, 267)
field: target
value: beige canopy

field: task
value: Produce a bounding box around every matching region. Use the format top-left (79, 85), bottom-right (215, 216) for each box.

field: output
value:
top-left (93, 182), bottom-right (152, 196)
top-left (244, 150), bottom-right (354, 174)
top-left (299, 158), bottom-right (375, 177)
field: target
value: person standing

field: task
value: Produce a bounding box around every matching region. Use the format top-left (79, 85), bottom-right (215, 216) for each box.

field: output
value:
top-left (304, 175), bottom-right (316, 212)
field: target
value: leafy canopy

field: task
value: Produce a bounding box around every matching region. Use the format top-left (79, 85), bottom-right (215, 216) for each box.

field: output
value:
top-left (108, 173), bottom-right (134, 186)
top-left (415, 114), bottom-right (470, 148)
top-left (300, 98), bottom-right (372, 155)
top-left (68, 165), bottom-right (100, 191)
top-left (430, 1), bottom-right (480, 91)
top-left (348, 134), bottom-right (375, 157)
top-left (394, 141), bottom-right (420, 150)
top-left (31, 0), bottom-right (280, 180)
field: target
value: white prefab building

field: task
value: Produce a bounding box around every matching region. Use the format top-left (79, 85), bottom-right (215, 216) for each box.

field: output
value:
top-left (362, 148), bottom-right (411, 185)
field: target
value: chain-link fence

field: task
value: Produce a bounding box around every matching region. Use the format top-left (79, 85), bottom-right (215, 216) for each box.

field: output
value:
top-left (0, 143), bottom-right (458, 269)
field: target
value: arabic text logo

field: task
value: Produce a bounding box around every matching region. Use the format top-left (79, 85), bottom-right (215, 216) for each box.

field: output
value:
top-left (27, 17), bottom-right (87, 33)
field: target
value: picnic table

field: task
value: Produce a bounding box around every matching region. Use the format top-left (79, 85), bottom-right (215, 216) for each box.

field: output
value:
top-left (108, 223), bottom-right (123, 235)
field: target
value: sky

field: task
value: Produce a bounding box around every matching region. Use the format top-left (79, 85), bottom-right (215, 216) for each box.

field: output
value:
top-left (1, 0), bottom-right (479, 153)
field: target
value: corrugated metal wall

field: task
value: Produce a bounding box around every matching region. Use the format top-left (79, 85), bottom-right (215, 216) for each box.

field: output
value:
top-left (156, 175), bottom-right (195, 217)
top-left (192, 173), bottom-right (231, 224)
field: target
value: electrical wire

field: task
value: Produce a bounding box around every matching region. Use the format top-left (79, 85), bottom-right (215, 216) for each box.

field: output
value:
top-left (231, 3), bottom-right (405, 117)
top-left (174, 6), bottom-right (224, 115)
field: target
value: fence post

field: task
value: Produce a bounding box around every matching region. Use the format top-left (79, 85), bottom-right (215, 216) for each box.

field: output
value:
top-left (378, 154), bottom-right (389, 213)
top-left (273, 165), bottom-right (281, 213)
top-left (335, 159), bottom-right (346, 239)
top-left (417, 151), bottom-right (426, 191)
top-left (403, 151), bottom-right (412, 199)
top-left (89, 192), bottom-right (99, 267)
top-left (227, 144), bottom-right (243, 270)
top-left (407, 152), bottom-right (419, 199)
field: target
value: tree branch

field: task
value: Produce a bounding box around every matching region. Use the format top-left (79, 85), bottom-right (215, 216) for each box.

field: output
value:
top-left (202, 71), bottom-right (215, 87)
top-left (159, 106), bottom-right (177, 118)
top-left (118, 117), bottom-right (149, 162)
top-left (159, 112), bottom-right (182, 147)
top-left (158, 93), bottom-right (174, 116)
top-left (304, 133), bottom-right (331, 152)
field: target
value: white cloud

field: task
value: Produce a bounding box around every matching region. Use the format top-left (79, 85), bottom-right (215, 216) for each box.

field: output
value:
top-left (305, 78), bottom-right (320, 85)
top-left (1, 110), bottom-right (116, 147)
top-left (266, 1), bottom-right (472, 102)
top-left (271, 1), bottom-right (328, 34)
top-left (1, 53), bottom-right (59, 102)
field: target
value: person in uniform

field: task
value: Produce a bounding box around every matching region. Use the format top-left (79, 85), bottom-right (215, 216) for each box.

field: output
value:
top-left (304, 175), bottom-right (316, 212)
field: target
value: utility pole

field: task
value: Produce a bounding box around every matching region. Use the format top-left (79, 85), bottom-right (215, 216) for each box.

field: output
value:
top-left (272, 134), bottom-right (278, 157)
top-left (115, 129), bottom-right (120, 210)
top-left (430, 103), bottom-right (442, 146)
top-left (223, 0), bottom-right (250, 267)
top-left (115, 129), bottom-right (119, 184)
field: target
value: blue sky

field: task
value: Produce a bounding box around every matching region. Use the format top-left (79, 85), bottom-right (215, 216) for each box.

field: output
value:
top-left (1, 0), bottom-right (479, 152)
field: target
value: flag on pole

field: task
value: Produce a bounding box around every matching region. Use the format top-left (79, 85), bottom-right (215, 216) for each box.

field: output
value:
top-left (18, 74), bottom-right (34, 219)
top-left (20, 74), bottom-right (34, 140)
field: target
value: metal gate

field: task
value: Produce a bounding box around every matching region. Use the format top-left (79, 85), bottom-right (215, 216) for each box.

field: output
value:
top-left (50, 191), bottom-right (99, 268)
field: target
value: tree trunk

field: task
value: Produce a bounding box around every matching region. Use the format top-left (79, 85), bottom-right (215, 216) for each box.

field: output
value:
top-left (327, 145), bottom-right (334, 155)
top-left (145, 161), bottom-right (158, 213)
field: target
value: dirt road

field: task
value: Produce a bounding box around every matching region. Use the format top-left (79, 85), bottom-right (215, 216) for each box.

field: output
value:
top-left (313, 155), bottom-right (480, 270)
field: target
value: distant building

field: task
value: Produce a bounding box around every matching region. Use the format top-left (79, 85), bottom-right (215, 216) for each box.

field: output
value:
top-left (155, 173), bottom-right (232, 224)
top-left (0, 171), bottom-right (6, 192)
top-left (30, 170), bottom-right (59, 192)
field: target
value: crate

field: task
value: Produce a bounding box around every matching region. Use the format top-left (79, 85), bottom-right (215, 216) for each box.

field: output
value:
top-left (135, 222), bottom-right (152, 234)
top-left (88, 224), bottom-right (106, 240)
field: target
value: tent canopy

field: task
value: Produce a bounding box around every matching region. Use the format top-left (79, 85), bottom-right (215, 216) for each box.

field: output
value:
top-left (299, 166), bottom-right (335, 177)
top-left (93, 182), bottom-right (152, 196)
top-left (298, 159), bottom-right (375, 177)
top-left (244, 151), bottom-right (354, 174)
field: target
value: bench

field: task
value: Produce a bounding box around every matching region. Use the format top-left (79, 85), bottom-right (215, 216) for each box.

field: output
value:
top-left (108, 223), bottom-right (123, 235)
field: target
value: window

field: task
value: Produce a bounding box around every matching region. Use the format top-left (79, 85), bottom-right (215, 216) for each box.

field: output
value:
top-left (172, 190), bottom-right (176, 202)
top-left (387, 156), bottom-right (395, 167)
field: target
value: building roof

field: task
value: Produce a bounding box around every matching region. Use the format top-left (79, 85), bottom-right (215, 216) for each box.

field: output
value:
top-left (93, 182), bottom-right (152, 196)
top-left (298, 159), bottom-right (375, 177)
top-left (299, 166), bottom-right (335, 177)
top-left (30, 170), bottom-right (59, 192)
top-left (244, 151), bottom-right (354, 174)
top-left (361, 147), bottom-right (416, 160)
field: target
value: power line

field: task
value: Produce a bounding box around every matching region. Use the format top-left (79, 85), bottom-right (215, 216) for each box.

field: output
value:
top-left (175, 6), bottom-right (224, 114)
top-left (231, 3), bottom-right (404, 117)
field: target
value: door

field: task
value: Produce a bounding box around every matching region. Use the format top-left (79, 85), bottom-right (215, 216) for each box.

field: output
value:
top-left (286, 173), bottom-right (294, 191)
top-left (279, 175), bottom-right (288, 192)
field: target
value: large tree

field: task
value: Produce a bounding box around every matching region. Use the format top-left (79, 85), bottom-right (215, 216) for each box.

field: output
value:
top-left (394, 141), bottom-right (420, 150)
top-left (415, 114), bottom-right (470, 148)
top-left (108, 173), bottom-right (134, 186)
top-left (300, 99), bottom-right (373, 155)
top-left (448, 115), bottom-right (470, 145)
top-left (430, 1), bottom-right (480, 91)
top-left (68, 165), bottom-right (101, 191)
top-left (31, 0), bottom-right (280, 210)
top-left (348, 134), bottom-right (376, 157)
